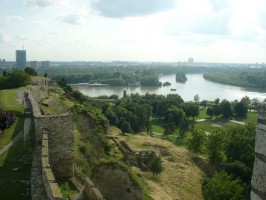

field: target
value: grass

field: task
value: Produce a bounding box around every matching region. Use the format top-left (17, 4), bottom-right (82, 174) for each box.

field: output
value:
top-left (196, 107), bottom-right (209, 119)
top-left (30, 76), bottom-right (47, 82)
top-left (57, 180), bottom-right (77, 200)
top-left (0, 88), bottom-right (25, 148)
top-left (151, 117), bottom-right (165, 133)
top-left (0, 117), bottom-right (24, 148)
top-left (0, 89), bottom-right (24, 112)
top-left (234, 112), bottom-right (259, 124)
top-left (0, 139), bottom-right (33, 200)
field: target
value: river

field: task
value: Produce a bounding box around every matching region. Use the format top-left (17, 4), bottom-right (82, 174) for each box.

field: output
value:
top-left (71, 74), bottom-right (266, 101)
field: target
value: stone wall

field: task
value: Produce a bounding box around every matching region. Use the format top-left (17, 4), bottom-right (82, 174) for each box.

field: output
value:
top-left (29, 80), bottom-right (74, 199)
top-left (251, 104), bottom-right (266, 200)
top-left (42, 133), bottom-right (62, 200)
top-left (34, 114), bottom-right (74, 178)
top-left (111, 137), bottom-right (156, 170)
top-left (92, 165), bottom-right (143, 200)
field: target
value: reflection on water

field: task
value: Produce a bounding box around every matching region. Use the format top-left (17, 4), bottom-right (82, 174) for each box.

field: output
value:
top-left (71, 74), bottom-right (266, 101)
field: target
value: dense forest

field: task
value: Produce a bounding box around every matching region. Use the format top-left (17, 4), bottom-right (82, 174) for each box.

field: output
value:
top-left (204, 71), bottom-right (266, 88)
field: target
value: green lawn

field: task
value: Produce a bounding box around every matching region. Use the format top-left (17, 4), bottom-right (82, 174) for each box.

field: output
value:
top-left (0, 89), bottom-right (25, 148)
top-left (0, 89), bottom-right (24, 112)
top-left (196, 107), bottom-right (210, 119)
top-left (151, 117), bottom-right (165, 133)
top-left (234, 112), bottom-right (259, 124)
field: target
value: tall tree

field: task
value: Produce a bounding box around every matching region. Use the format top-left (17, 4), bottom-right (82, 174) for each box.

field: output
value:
top-left (187, 128), bottom-right (206, 153)
top-left (220, 100), bottom-right (233, 118)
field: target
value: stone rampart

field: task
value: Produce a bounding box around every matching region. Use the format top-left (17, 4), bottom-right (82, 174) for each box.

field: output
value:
top-left (42, 133), bottom-right (62, 200)
top-left (251, 103), bottom-right (266, 200)
top-left (34, 114), bottom-right (74, 178)
top-left (29, 80), bottom-right (74, 199)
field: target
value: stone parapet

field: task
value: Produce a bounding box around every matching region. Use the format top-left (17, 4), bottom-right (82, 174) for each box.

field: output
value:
top-left (83, 177), bottom-right (104, 200)
top-left (42, 134), bottom-right (62, 200)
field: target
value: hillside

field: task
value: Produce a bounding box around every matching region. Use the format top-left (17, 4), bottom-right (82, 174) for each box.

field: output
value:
top-left (108, 128), bottom-right (205, 200)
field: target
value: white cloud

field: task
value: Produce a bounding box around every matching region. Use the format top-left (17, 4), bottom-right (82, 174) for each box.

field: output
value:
top-left (24, 0), bottom-right (51, 7)
top-left (6, 15), bottom-right (24, 22)
top-left (61, 14), bottom-right (84, 25)
top-left (30, 20), bottom-right (47, 26)
top-left (16, 34), bottom-right (29, 41)
top-left (24, 0), bottom-right (69, 8)
top-left (0, 29), bottom-right (12, 43)
top-left (92, 0), bottom-right (176, 18)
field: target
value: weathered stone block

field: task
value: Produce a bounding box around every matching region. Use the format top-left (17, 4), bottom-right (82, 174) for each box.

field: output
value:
top-left (251, 157), bottom-right (266, 194)
top-left (255, 124), bottom-right (266, 156)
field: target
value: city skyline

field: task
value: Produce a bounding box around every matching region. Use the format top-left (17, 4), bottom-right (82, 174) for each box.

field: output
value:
top-left (0, 0), bottom-right (266, 63)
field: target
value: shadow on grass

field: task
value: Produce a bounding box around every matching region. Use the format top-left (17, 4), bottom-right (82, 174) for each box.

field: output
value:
top-left (0, 123), bottom-right (34, 200)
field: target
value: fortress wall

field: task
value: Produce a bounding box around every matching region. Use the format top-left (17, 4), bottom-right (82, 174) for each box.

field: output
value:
top-left (42, 133), bottom-right (62, 200)
top-left (34, 114), bottom-right (74, 179)
top-left (251, 104), bottom-right (266, 200)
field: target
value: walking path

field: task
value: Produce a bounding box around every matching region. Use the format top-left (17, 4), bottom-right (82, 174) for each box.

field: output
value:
top-left (0, 131), bottom-right (23, 156)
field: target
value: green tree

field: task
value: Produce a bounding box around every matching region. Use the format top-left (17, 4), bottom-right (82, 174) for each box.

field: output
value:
top-left (234, 101), bottom-right (248, 117)
top-left (220, 100), bottom-right (233, 118)
top-left (149, 156), bottom-right (163, 176)
top-left (164, 113), bottom-right (175, 136)
top-left (0, 68), bottom-right (31, 89)
top-left (24, 67), bottom-right (38, 76)
top-left (179, 118), bottom-right (190, 138)
top-left (187, 128), bottom-right (206, 153)
top-left (204, 172), bottom-right (245, 200)
top-left (194, 94), bottom-right (200, 104)
top-left (207, 130), bottom-right (225, 165)
top-left (206, 107), bottom-right (214, 118)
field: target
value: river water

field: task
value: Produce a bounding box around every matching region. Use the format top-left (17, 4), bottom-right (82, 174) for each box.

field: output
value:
top-left (71, 74), bottom-right (266, 101)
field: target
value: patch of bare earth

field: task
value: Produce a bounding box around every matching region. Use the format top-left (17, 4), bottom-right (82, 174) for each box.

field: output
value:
top-left (124, 134), bottom-right (205, 200)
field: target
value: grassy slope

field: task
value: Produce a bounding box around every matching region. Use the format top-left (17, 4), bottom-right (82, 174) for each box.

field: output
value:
top-left (0, 89), bottom-right (24, 148)
top-left (125, 134), bottom-right (204, 200)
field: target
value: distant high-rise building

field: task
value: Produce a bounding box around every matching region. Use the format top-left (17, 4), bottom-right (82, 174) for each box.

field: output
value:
top-left (16, 50), bottom-right (26, 69)
top-left (188, 57), bottom-right (194, 64)
top-left (30, 61), bottom-right (38, 68)
top-left (41, 61), bottom-right (50, 68)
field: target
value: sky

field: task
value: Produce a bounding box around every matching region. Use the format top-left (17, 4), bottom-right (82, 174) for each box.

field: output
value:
top-left (0, 0), bottom-right (266, 63)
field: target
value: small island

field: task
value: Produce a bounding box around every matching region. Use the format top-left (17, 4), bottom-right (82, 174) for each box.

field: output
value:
top-left (175, 72), bottom-right (187, 83)
top-left (163, 81), bottom-right (171, 87)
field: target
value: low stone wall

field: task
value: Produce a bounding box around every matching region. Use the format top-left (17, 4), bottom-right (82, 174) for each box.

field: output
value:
top-left (83, 178), bottom-right (104, 200)
top-left (73, 165), bottom-right (104, 200)
top-left (111, 138), bottom-right (156, 170)
top-left (42, 133), bottom-right (62, 200)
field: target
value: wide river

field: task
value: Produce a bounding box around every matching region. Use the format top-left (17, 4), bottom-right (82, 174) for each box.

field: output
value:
top-left (71, 74), bottom-right (266, 101)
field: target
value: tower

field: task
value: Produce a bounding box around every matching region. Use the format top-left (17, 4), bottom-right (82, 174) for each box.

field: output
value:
top-left (16, 50), bottom-right (26, 69)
